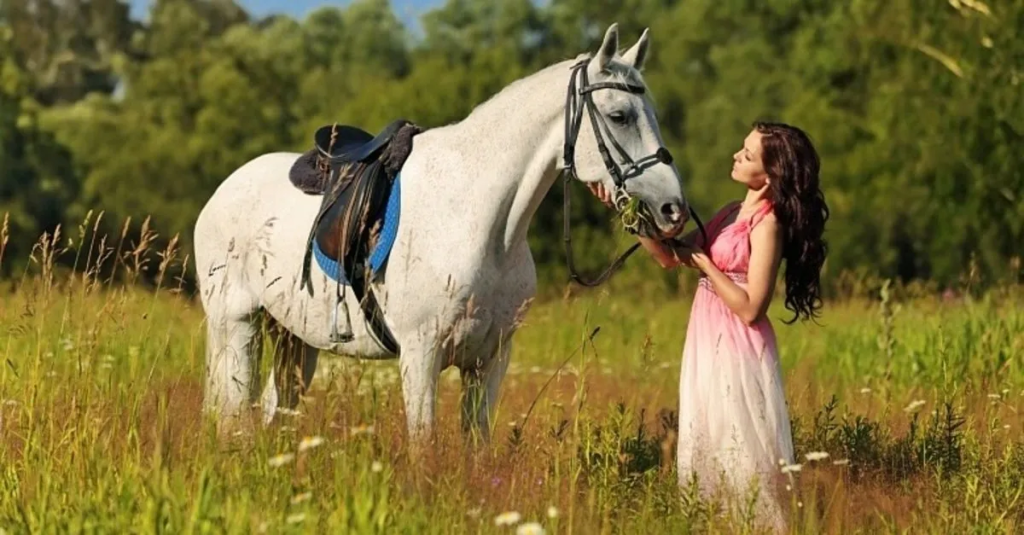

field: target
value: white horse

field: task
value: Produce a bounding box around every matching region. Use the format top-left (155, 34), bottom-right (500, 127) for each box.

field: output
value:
top-left (192, 23), bottom-right (694, 443)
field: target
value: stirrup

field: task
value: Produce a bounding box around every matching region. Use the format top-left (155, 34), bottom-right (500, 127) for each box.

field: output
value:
top-left (329, 288), bottom-right (355, 343)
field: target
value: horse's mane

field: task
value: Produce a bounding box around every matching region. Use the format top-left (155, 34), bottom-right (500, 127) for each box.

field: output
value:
top-left (459, 51), bottom-right (652, 123)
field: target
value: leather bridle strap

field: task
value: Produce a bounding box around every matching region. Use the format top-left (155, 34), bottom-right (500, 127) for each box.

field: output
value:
top-left (563, 61), bottom-right (655, 187)
top-left (560, 58), bottom-right (707, 287)
top-left (563, 176), bottom-right (642, 287)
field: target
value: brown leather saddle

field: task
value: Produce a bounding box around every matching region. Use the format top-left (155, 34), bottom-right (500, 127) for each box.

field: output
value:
top-left (289, 118), bottom-right (421, 352)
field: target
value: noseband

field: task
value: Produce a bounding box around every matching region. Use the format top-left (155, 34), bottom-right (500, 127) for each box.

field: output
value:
top-left (561, 58), bottom-right (706, 287)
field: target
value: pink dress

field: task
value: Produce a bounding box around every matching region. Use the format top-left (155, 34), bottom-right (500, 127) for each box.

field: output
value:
top-left (676, 201), bottom-right (794, 528)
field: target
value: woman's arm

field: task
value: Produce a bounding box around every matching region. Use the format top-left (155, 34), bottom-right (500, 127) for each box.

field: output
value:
top-left (588, 181), bottom-right (682, 269)
top-left (640, 201), bottom-right (736, 270)
top-left (637, 236), bottom-right (684, 268)
top-left (691, 214), bottom-right (783, 325)
top-left (586, 181), bottom-right (713, 270)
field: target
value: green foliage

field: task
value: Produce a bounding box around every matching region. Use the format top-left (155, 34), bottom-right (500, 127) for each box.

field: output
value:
top-left (0, 28), bottom-right (79, 275)
top-left (1, 0), bottom-right (1022, 292)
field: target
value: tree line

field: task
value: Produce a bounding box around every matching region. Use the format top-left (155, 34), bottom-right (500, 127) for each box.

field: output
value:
top-left (1, 0), bottom-right (1021, 296)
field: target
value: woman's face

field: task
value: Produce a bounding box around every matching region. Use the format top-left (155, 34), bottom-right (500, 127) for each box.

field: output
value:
top-left (731, 130), bottom-right (769, 189)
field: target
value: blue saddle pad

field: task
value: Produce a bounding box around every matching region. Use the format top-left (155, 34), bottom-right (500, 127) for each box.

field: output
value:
top-left (313, 174), bottom-right (401, 283)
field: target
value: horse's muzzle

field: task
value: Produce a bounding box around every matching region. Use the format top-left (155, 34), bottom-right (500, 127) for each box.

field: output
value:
top-left (651, 200), bottom-right (689, 238)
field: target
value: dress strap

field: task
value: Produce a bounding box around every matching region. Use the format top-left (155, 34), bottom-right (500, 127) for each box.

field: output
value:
top-left (746, 201), bottom-right (774, 230)
top-left (697, 202), bottom-right (741, 247)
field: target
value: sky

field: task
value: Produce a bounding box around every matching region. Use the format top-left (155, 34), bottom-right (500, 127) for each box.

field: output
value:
top-left (127, 0), bottom-right (444, 30)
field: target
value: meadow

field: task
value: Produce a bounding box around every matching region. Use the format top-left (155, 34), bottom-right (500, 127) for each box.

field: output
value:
top-left (1, 220), bottom-right (1023, 534)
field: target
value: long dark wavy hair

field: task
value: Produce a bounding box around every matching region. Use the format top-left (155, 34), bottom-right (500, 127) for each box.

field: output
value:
top-left (753, 121), bottom-right (830, 323)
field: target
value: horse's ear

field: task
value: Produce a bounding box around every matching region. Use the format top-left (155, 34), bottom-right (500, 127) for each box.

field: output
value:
top-left (622, 28), bottom-right (650, 71)
top-left (596, 23), bottom-right (619, 71)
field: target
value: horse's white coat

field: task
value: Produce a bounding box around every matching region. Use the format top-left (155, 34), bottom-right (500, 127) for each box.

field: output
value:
top-left (192, 24), bottom-right (692, 443)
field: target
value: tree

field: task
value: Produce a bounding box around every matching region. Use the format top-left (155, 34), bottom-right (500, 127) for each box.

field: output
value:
top-left (2, 0), bottom-right (1021, 292)
top-left (0, 0), bottom-right (139, 105)
top-left (0, 27), bottom-right (78, 274)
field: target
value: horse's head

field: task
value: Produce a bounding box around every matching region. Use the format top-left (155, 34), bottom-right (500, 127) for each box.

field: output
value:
top-left (563, 24), bottom-right (690, 239)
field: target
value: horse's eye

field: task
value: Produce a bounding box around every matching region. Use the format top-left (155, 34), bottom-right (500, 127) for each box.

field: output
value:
top-left (609, 111), bottom-right (629, 125)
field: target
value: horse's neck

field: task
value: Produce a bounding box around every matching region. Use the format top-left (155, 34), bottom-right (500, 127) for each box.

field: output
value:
top-left (432, 60), bottom-right (573, 258)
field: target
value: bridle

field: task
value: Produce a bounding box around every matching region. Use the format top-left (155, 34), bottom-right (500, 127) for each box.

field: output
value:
top-left (561, 57), bottom-right (707, 287)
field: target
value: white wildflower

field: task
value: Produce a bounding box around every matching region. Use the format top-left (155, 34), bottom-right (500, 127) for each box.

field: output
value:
top-left (298, 435), bottom-right (325, 452)
top-left (547, 506), bottom-right (559, 519)
top-left (494, 511), bottom-right (522, 526)
top-left (516, 522), bottom-right (546, 535)
top-left (781, 463), bottom-right (803, 474)
top-left (371, 461), bottom-right (383, 473)
top-left (904, 400), bottom-right (926, 413)
top-left (291, 492), bottom-right (312, 504)
top-left (988, 393), bottom-right (1002, 400)
top-left (268, 453), bottom-right (295, 468)
top-left (805, 451), bottom-right (830, 462)
top-left (285, 513), bottom-right (306, 524)
top-left (350, 424), bottom-right (375, 436)
top-left (859, 387), bottom-right (871, 394)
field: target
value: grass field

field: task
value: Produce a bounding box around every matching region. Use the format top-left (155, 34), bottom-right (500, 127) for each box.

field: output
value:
top-left (2, 224), bottom-right (1024, 534)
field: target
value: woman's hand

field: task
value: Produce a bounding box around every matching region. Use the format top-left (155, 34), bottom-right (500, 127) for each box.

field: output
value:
top-left (666, 238), bottom-right (707, 271)
top-left (688, 246), bottom-right (714, 273)
top-left (587, 181), bottom-right (613, 208)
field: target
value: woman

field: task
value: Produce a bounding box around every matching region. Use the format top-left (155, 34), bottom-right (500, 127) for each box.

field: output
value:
top-left (592, 121), bottom-right (829, 530)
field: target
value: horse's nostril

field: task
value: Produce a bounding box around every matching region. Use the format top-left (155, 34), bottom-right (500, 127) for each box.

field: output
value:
top-left (661, 202), bottom-right (686, 224)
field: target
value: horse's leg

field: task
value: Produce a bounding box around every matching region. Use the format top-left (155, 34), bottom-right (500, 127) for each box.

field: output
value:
top-left (399, 337), bottom-right (444, 446)
top-left (260, 323), bottom-right (320, 424)
top-left (459, 340), bottom-right (512, 445)
top-left (202, 309), bottom-right (263, 435)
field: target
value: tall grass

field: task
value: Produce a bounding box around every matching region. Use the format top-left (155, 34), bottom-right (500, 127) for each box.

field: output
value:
top-left (1, 214), bottom-right (1022, 533)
